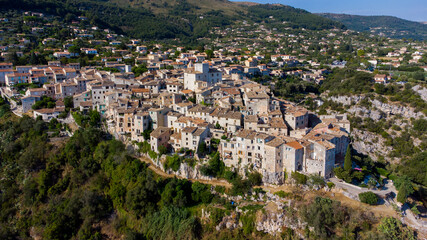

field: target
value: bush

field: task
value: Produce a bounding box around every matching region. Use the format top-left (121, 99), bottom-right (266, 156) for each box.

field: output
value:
top-left (247, 172), bottom-right (262, 186)
top-left (327, 182), bottom-right (335, 189)
top-left (291, 172), bottom-right (307, 185)
top-left (214, 186), bottom-right (226, 194)
top-left (308, 174), bottom-right (325, 186)
top-left (148, 150), bottom-right (158, 159)
top-left (140, 141), bottom-right (151, 154)
top-left (359, 192), bottom-right (378, 205)
top-left (376, 167), bottom-right (390, 178)
top-left (164, 154), bottom-right (182, 171)
top-left (274, 190), bottom-right (291, 198)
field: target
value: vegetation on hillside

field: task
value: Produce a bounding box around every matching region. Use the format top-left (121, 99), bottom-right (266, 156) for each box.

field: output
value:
top-left (318, 13), bottom-right (427, 40)
top-left (0, 0), bottom-right (344, 41)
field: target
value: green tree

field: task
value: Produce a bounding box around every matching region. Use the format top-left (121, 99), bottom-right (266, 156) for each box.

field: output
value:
top-left (291, 172), bottom-right (307, 185)
top-left (197, 141), bottom-right (207, 155)
top-left (378, 217), bottom-right (415, 240)
top-left (358, 191), bottom-right (378, 205)
top-left (64, 96), bottom-right (74, 109)
top-left (395, 176), bottom-right (414, 204)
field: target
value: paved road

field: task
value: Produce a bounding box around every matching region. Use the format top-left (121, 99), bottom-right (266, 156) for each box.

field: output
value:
top-left (329, 177), bottom-right (396, 197)
top-left (0, 87), bottom-right (22, 117)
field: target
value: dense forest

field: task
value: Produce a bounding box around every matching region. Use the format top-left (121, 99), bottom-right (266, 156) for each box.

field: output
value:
top-left (0, 0), bottom-right (344, 41)
top-left (0, 99), bottom-right (223, 239)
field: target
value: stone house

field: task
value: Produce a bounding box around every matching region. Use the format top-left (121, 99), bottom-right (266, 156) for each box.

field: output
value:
top-left (150, 127), bottom-right (172, 153)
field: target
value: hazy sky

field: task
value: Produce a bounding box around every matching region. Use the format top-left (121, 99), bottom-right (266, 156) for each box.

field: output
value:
top-left (232, 0), bottom-right (427, 22)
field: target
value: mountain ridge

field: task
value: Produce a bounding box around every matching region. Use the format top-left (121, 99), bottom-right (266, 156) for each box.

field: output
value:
top-left (317, 13), bottom-right (427, 40)
top-left (0, 0), bottom-right (344, 41)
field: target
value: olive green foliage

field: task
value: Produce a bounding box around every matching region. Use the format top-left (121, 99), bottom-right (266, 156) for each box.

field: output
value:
top-left (359, 192), bottom-right (378, 205)
top-left (291, 171), bottom-right (307, 185)
top-left (248, 4), bottom-right (344, 30)
top-left (378, 217), bottom-right (415, 240)
top-left (320, 68), bottom-right (374, 95)
top-left (274, 190), bottom-right (291, 198)
top-left (319, 13), bottom-right (427, 40)
top-left (308, 174), bottom-right (325, 186)
top-left (72, 110), bottom-right (101, 127)
top-left (0, 114), bottom-right (217, 239)
top-left (197, 141), bottom-right (208, 155)
top-left (302, 197), bottom-right (346, 238)
top-left (164, 154), bottom-right (183, 172)
top-left (401, 152), bottom-right (427, 186)
top-left (200, 152), bottom-right (224, 177)
top-left (138, 141), bottom-right (151, 154)
top-left (145, 207), bottom-right (202, 240)
top-left (344, 145), bottom-right (352, 171)
top-left (191, 181), bottom-right (213, 204)
top-left (374, 83), bottom-right (427, 112)
top-left (32, 95), bottom-right (56, 110)
top-left (395, 176), bottom-right (414, 204)
top-left (0, 97), bottom-right (11, 117)
top-left (273, 75), bottom-right (319, 102)
top-left (132, 64), bottom-right (148, 77)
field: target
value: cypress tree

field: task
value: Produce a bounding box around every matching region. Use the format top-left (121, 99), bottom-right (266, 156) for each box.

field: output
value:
top-left (344, 145), bottom-right (352, 171)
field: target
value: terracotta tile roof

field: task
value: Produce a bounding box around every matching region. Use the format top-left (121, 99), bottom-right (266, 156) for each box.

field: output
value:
top-left (285, 141), bottom-right (303, 150)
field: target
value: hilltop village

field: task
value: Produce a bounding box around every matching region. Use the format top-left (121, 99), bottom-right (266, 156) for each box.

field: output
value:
top-left (1, 10), bottom-right (426, 184)
top-left (0, 5), bottom-right (426, 240)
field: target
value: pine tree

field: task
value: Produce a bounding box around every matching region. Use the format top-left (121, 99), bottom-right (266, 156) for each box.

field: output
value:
top-left (344, 145), bottom-right (352, 171)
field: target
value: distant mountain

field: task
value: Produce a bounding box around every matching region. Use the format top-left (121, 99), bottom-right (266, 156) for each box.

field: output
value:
top-left (0, 0), bottom-right (344, 41)
top-left (317, 13), bottom-right (427, 40)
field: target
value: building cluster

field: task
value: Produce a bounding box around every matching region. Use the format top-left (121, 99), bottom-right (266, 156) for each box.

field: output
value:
top-left (4, 58), bottom-right (349, 182)
top-left (3, 10), bottom-right (426, 183)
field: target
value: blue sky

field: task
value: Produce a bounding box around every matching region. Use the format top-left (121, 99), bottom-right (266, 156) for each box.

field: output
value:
top-left (232, 0), bottom-right (427, 22)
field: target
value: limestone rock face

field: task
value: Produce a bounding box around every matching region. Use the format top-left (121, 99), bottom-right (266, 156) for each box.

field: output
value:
top-left (327, 93), bottom-right (425, 162)
top-left (263, 172), bottom-right (284, 185)
top-left (412, 85), bottom-right (427, 102)
top-left (351, 128), bottom-right (393, 161)
top-left (329, 95), bottom-right (425, 119)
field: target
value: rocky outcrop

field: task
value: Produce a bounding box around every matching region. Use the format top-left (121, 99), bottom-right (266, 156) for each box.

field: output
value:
top-left (351, 128), bottom-right (393, 161)
top-left (412, 85), bottom-right (427, 102)
top-left (216, 213), bottom-right (241, 231)
top-left (262, 171), bottom-right (284, 185)
top-left (329, 95), bottom-right (425, 119)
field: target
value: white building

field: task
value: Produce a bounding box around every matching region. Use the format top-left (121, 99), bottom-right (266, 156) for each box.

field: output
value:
top-left (183, 63), bottom-right (222, 91)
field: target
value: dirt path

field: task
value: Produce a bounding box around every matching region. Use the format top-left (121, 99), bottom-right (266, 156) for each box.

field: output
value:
top-left (138, 156), bottom-right (232, 188)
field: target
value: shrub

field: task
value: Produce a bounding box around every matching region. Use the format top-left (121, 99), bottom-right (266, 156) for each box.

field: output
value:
top-left (148, 150), bottom-right (158, 159)
top-left (140, 141), bottom-right (151, 154)
top-left (359, 191), bottom-right (378, 205)
top-left (164, 154), bottom-right (182, 171)
top-left (376, 167), bottom-right (390, 178)
top-left (327, 182), bottom-right (335, 189)
top-left (291, 172), bottom-right (307, 185)
top-left (378, 217), bottom-right (415, 240)
top-left (308, 174), bottom-right (325, 186)
top-left (274, 190), bottom-right (291, 198)
top-left (214, 186), bottom-right (226, 194)
top-left (158, 145), bottom-right (169, 156)
top-left (247, 172), bottom-right (262, 186)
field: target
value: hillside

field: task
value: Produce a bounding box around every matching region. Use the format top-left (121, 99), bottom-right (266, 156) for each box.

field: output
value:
top-left (0, 0), bottom-right (344, 40)
top-left (317, 13), bottom-right (427, 40)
